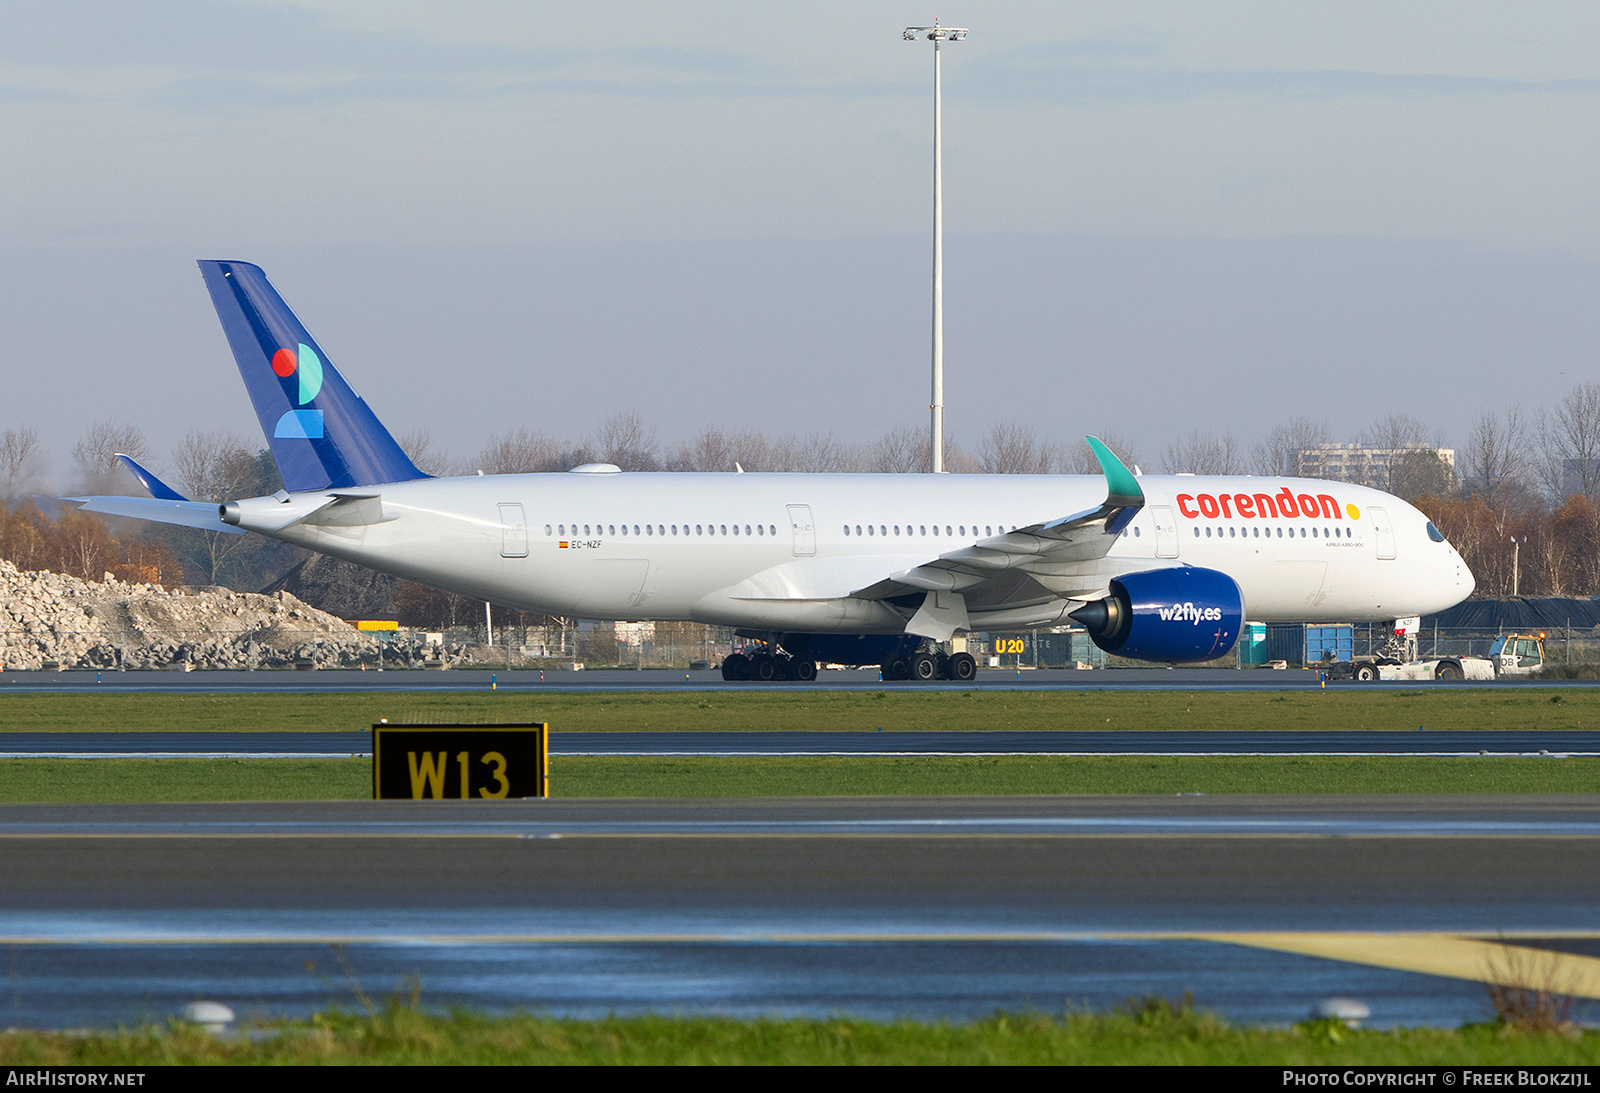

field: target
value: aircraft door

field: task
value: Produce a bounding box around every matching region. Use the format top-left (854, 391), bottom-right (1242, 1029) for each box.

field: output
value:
top-left (499, 503), bottom-right (528, 558)
top-left (1369, 506), bottom-right (1396, 560)
top-left (1150, 506), bottom-right (1179, 558)
top-left (787, 504), bottom-right (816, 556)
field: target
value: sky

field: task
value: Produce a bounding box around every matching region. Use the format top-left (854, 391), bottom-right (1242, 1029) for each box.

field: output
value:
top-left (7, 1), bottom-right (1600, 483)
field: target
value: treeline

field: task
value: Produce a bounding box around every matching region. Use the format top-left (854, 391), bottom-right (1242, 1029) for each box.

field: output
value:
top-left (11, 380), bottom-right (1600, 602)
top-left (0, 423), bottom-right (305, 590)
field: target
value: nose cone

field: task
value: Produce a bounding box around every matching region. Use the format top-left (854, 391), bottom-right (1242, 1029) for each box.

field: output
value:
top-left (1423, 541), bottom-right (1474, 614)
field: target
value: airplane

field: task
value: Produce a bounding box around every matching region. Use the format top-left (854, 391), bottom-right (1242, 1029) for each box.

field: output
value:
top-left (69, 260), bottom-right (1476, 682)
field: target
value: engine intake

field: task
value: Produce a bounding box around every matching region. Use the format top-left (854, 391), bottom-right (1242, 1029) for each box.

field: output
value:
top-left (1070, 566), bottom-right (1244, 664)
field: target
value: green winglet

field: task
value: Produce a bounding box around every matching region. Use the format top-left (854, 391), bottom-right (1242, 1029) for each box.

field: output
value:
top-left (1085, 436), bottom-right (1144, 509)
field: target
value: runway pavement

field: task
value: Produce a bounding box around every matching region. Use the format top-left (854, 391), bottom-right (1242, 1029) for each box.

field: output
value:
top-left (2, 796), bottom-right (1598, 1028)
top-left (6, 666), bottom-right (1599, 693)
top-left (4, 728), bottom-right (1599, 757)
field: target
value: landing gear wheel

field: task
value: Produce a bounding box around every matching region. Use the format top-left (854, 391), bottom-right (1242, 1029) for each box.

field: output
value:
top-left (1435, 661), bottom-right (1464, 681)
top-left (752, 653), bottom-right (779, 682)
top-left (947, 652), bottom-right (977, 682)
top-left (886, 656), bottom-right (912, 681)
top-left (793, 657), bottom-right (817, 682)
top-left (1354, 663), bottom-right (1378, 682)
top-left (721, 653), bottom-right (749, 682)
top-left (910, 651), bottom-right (939, 682)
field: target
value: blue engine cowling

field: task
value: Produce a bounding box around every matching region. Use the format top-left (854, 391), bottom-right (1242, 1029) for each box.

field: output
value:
top-left (1069, 566), bottom-right (1244, 664)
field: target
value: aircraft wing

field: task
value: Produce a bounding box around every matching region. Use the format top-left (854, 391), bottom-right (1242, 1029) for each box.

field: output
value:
top-left (850, 437), bottom-right (1144, 639)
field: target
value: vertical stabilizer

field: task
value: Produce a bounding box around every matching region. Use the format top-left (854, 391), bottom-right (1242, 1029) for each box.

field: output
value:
top-left (198, 260), bottom-right (425, 492)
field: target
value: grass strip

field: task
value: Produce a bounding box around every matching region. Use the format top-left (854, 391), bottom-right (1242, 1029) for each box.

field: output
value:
top-left (2, 1006), bottom-right (1598, 1065)
top-left (1, 755), bottom-right (1596, 803)
top-left (4, 687), bottom-right (1600, 735)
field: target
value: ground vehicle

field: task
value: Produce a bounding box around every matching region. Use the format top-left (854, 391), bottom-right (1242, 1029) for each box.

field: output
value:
top-left (1487, 633), bottom-right (1546, 677)
top-left (1327, 627), bottom-right (1544, 681)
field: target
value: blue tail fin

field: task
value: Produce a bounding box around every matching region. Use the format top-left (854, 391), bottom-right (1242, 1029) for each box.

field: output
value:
top-left (198, 260), bottom-right (426, 492)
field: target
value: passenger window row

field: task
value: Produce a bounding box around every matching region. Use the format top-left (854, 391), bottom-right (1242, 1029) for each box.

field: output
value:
top-left (1191, 526), bottom-right (1357, 539)
top-left (843, 524), bottom-right (1016, 538)
top-left (548, 523), bottom-right (778, 537)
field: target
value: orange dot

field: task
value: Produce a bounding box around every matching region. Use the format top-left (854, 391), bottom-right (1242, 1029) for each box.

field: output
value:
top-left (271, 348), bottom-right (296, 377)
top-left (1346, 503), bottom-right (1360, 520)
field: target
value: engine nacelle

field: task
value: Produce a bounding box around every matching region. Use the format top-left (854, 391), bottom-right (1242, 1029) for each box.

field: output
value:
top-left (1069, 566), bottom-right (1243, 664)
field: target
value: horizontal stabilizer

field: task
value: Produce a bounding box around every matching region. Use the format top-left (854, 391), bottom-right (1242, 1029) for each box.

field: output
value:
top-left (66, 496), bottom-right (245, 535)
top-left (116, 454), bottom-right (187, 501)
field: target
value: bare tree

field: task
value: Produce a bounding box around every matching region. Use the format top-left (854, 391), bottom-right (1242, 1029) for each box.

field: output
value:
top-left (871, 423), bottom-right (925, 473)
top-left (727, 430), bottom-right (773, 472)
top-left (166, 431), bottom-right (260, 584)
top-left (1461, 408), bottom-right (1530, 498)
top-left (588, 411), bottom-right (660, 472)
top-left (171, 431), bottom-right (255, 502)
top-left (0, 426), bottom-right (44, 508)
top-left (794, 431), bottom-right (862, 473)
top-left (1160, 430), bottom-right (1243, 475)
top-left (1359, 413), bottom-right (1444, 491)
top-left (71, 421), bottom-right (152, 495)
top-left (670, 427), bottom-right (866, 473)
top-left (978, 422), bottom-right (1056, 474)
top-left (399, 430), bottom-right (457, 477)
top-left (1537, 383), bottom-right (1600, 503)
top-left (667, 426), bottom-right (733, 472)
top-left (476, 428), bottom-right (563, 474)
top-left (1389, 450), bottom-right (1457, 500)
top-left (1250, 417), bottom-right (1331, 477)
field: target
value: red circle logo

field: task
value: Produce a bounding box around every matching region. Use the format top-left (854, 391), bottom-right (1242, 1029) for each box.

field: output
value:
top-left (271, 348), bottom-right (296, 377)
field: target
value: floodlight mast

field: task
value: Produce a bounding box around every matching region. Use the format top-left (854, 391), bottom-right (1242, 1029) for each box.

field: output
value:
top-left (904, 22), bottom-right (966, 473)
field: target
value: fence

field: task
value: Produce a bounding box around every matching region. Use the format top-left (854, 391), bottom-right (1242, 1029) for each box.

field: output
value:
top-left (1258, 622), bottom-right (1600, 668)
top-left (0, 623), bottom-right (744, 672)
top-left (5, 622), bottom-right (1597, 672)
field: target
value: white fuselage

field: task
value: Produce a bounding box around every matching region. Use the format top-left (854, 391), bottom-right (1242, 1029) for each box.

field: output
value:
top-left (255, 470), bottom-right (1473, 633)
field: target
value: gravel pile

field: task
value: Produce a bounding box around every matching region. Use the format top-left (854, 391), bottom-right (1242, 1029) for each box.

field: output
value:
top-left (0, 559), bottom-right (456, 670)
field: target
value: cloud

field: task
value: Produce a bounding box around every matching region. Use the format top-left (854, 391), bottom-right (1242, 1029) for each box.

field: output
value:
top-left (0, 0), bottom-right (791, 86)
top-left (0, 0), bottom-right (911, 115)
top-left (957, 33), bottom-right (1600, 107)
top-left (14, 6), bottom-right (1597, 117)
top-left (0, 83), bottom-right (82, 105)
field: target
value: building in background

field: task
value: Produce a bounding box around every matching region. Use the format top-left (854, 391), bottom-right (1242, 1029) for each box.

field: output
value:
top-left (1297, 444), bottom-right (1456, 492)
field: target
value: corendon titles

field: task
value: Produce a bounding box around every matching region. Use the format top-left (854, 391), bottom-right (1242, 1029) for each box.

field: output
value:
top-left (1176, 487), bottom-right (1358, 523)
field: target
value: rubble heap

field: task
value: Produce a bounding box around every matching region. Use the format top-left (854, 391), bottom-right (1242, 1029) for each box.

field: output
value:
top-left (0, 559), bottom-right (453, 671)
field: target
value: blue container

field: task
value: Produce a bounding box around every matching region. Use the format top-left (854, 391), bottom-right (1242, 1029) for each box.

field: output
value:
top-left (1305, 624), bottom-right (1354, 664)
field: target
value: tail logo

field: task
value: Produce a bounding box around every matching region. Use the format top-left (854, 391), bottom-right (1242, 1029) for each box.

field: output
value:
top-left (271, 343), bottom-right (326, 439)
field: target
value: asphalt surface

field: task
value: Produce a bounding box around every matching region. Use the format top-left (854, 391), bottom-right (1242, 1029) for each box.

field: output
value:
top-left (6, 666), bottom-right (1599, 692)
top-left (5, 729), bottom-right (1600, 757)
top-left (2, 795), bottom-right (1596, 937)
top-left (2, 796), bottom-right (1597, 1027)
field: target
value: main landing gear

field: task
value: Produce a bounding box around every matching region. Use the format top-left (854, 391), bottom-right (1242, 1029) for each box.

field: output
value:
top-left (720, 648), bottom-right (818, 682)
top-left (720, 643), bottom-right (976, 683)
top-left (879, 649), bottom-right (977, 683)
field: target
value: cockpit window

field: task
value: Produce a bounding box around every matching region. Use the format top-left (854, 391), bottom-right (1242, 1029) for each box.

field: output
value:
top-left (1426, 521), bottom-right (1446, 543)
